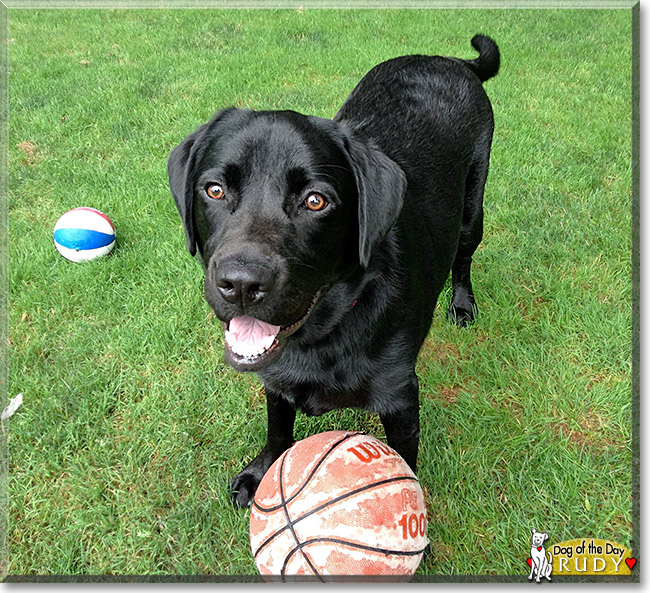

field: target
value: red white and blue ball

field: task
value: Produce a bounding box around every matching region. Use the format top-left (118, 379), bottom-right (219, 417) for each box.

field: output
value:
top-left (53, 207), bottom-right (116, 262)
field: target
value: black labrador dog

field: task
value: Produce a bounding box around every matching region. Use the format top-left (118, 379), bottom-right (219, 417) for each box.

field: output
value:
top-left (168, 35), bottom-right (499, 508)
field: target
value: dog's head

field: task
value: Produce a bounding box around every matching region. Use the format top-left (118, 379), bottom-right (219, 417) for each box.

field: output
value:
top-left (531, 529), bottom-right (549, 547)
top-left (168, 108), bottom-right (406, 371)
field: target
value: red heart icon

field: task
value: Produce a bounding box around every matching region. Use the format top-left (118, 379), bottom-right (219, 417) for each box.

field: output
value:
top-left (625, 558), bottom-right (637, 570)
top-left (537, 546), bottom-right (542, 551)
top-left (527, 558), bottom-right (532, 567)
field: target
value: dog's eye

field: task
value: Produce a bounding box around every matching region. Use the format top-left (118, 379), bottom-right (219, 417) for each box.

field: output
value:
top-left (305, 193), bottom-right (328, 212)
top-left (206, 184), bottom-right (225, 200)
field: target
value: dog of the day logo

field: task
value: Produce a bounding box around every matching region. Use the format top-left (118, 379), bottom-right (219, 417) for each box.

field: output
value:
top-left (526, 529), bottom-right (636, 580)
top-left (527, 529), bottom-right (553, 582)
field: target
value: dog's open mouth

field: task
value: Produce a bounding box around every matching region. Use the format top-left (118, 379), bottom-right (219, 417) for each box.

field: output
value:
top-left (223, 295), bottom-right (318, 371)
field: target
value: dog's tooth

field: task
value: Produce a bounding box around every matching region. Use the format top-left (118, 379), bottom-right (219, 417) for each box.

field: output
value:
top-left (227, 331), bottom-right (276, 359)
top-left (261, 334), bottom-right (275, 351)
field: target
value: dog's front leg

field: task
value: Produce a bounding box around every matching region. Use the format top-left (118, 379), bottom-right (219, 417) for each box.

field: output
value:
top-left (379, 375), bottom-right (420, 471)
top-left (230, 388), bottom-right (295, 508)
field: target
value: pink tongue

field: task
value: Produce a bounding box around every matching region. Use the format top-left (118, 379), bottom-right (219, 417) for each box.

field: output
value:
top-left (225, 316), bottom-right (281, 358)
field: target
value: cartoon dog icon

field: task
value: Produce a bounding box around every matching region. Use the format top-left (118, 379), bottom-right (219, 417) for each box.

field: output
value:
top-left (528, 528), bottom-right (553, 582)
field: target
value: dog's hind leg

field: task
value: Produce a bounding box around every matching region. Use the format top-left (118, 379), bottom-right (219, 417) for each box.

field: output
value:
top-left (545, 553), bottom-right (553, 580)
top-left (448, 129), bottom-right (492, 327)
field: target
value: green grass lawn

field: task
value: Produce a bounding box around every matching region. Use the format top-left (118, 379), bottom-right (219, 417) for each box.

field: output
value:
top-left (7, 7), bottom-right (635, 579)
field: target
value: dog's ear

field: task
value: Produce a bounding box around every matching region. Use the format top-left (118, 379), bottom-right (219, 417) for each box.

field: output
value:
top-left (168, 108), bottom-right (237, 256)
top-left (543, 533), bottom-right (549, 541)
top-left (341, 131), bottom-right (406, 268)
top-left (168, 123), bottom-right (209, 256)
top-left (531, 528), bottom-right (537, 535)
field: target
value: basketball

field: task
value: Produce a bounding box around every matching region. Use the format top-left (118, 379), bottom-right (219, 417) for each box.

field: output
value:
top-left (53, 207), bottom-right (116, 262)
top-left (249, 430), bottom-right (429, 581)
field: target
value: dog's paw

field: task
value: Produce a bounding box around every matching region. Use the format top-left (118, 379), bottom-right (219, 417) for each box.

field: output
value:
top-left (230, 469), bottom-right (262, 508)
top-left (447, 300), bottom-right (477, 327)
top-left (229, 447), bottom-right (280, 508)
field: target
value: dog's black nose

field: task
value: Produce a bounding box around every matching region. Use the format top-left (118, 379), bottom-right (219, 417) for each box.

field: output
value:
top-left (215, 260), bottom-right (276, 307)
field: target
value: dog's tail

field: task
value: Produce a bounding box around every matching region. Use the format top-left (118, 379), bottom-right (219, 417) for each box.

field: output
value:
top-left (464, 34), bottom-right (500, 82)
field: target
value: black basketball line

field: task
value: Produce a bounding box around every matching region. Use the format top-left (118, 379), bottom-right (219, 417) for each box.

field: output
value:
top-left (281, 536), bottom-right (428, 577)
top-left (296, 536), bottom-right (429, 558)
top-left (253, 474), bottom-right (419, 559)
top-left (252, 431), bottom-right (363, 513)
top-left (283, 474), bottom-right (418, 529)
top-left (278, 449), bottom-right (324, 582)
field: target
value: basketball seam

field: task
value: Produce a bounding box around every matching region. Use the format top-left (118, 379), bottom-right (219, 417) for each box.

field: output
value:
top-left (280, 536), bottom-right (427, 578)
top-left (252, 475), bottom-right (419, 560)
top-left (252, 431), bottom-right (363, 513)
top-left (278, 449), bottom-right (324, 583)
top-left (291, 536), bottom-right (429, 559)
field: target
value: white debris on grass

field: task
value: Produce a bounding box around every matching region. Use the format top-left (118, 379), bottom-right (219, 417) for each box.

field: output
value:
top-left (1, 393), bottom-right (23, 420)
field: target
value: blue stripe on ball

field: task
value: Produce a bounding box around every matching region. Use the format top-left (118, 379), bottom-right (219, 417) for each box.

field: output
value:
top-left (54, 229), bottom-right (115, 250)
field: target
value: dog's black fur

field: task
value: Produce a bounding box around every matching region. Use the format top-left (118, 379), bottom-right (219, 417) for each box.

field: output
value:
top-left (168, 35), bottom-right (500, 508)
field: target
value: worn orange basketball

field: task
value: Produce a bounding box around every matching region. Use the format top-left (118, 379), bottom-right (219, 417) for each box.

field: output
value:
top-left (249, 431), bottom-right (429, 581)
